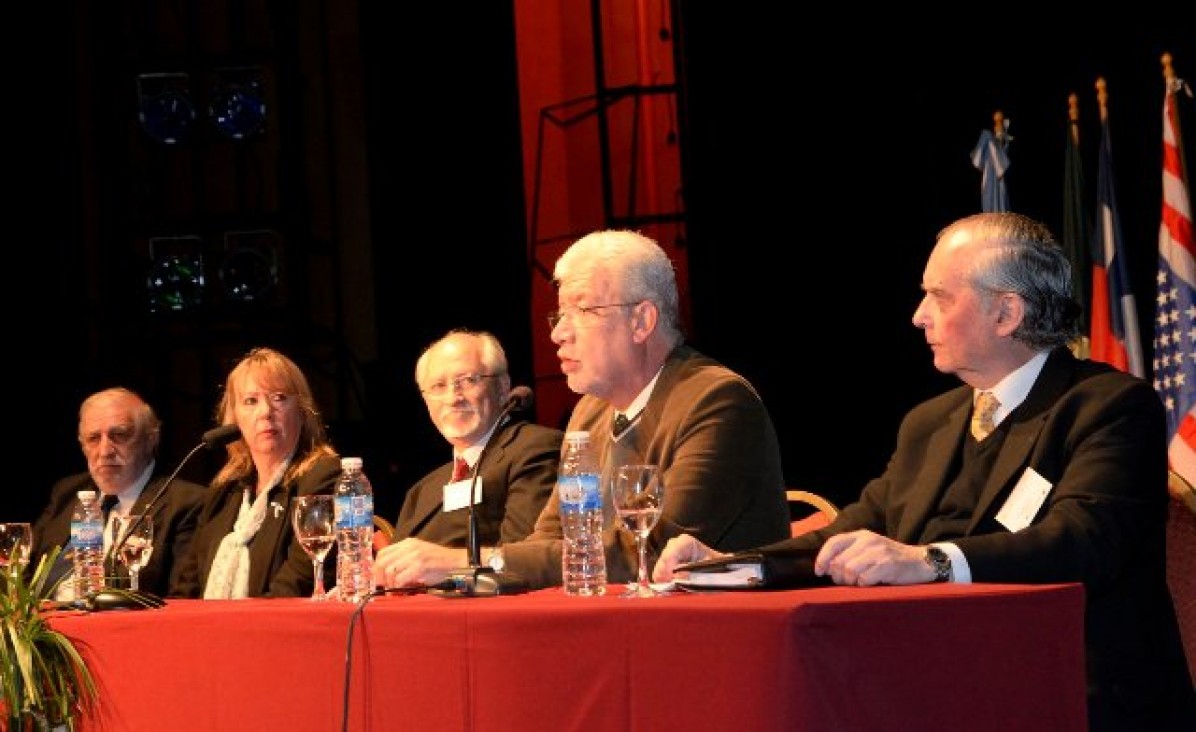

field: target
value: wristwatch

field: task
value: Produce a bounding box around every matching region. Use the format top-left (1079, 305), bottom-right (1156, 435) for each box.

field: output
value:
top-left (924, 545), bottom-right (952, 583)
top-left (487, 546), bottom-right (505, 573)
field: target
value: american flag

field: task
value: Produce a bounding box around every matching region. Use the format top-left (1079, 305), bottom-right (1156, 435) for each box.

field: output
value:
top-left (1089, 82), bottom-right (1145, 378)
top-left (1154, 65), bottom-right (1196, 487)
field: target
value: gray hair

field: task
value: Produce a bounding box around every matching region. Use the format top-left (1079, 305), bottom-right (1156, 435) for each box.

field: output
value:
top-left (78, 387), bottom-right (162, 455)
top-left (554, 229), bottom-right (683, 346)
top-left (414, 329), bottom-right (510, 388)
top-left (939, 212), bottom-right (1081, 349)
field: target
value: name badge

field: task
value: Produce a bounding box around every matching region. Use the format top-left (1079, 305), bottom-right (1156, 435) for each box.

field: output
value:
top-left (443, 477), bottom-right (482, 513)
top-left (995, 467), bottom-right (1053, 532)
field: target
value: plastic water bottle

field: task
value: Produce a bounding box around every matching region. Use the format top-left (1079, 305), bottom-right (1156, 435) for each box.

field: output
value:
top-left (558, 430), bottom-right (606, 595)
top-left (70, 490), bottom-right (105, 597)
top-left (334, 457), bottom-right (375, 602)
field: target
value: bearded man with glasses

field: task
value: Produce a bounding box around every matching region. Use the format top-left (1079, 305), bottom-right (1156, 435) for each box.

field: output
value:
top-left (372, 329), bottom-right (562, 590)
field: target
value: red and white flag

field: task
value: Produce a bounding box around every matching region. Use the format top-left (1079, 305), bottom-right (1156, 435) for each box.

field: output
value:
top-left (1153, 67), bottom-right (1196, 487)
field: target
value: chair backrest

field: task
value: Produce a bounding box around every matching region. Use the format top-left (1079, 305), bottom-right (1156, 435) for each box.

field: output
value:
top-left (786, 489), bottom-right (839, 537)
top-left (1166, 469), bottom-right (1196, 681)
top-left (372, 515), bottom-right (397, 552)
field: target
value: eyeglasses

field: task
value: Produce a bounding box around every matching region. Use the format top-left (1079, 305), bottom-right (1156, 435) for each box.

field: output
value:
top-left (421, 373), bottom-right (498, 399)
top-left (547, 302), bottom-right (640, 330)
top-left (79, 425), bottom-right (137, 449)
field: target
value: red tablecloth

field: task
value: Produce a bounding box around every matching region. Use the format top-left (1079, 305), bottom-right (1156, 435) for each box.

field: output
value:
top-left (48, 582), bottom-right (1087, 732)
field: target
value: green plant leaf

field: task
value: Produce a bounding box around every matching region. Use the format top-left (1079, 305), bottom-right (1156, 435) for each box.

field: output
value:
top-left (2, 545), bottom-right (98, 729)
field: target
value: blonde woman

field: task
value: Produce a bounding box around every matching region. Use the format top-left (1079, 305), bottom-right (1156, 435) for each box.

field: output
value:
top-left (170, 348), bottom-right (340, 599)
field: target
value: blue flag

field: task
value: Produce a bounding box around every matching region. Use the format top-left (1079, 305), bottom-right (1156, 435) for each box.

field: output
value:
top-left (971, 129), bottom-right (1010, 212)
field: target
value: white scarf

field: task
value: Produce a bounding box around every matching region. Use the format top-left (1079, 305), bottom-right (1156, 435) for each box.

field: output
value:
top-left (204, 461), bottom-right (289, 599)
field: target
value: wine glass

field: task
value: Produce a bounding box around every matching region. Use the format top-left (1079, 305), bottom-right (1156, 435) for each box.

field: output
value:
top-left (115, 515), bottom-right (154, 592)
top-left (0, 522), bottom-right (33, 575)
top-left (292, 495), bottom-right (336, 601)
top-left (610, 464), bottom-right (665, 598)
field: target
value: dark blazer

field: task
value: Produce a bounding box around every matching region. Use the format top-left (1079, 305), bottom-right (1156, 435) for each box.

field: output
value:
top-left (394, 419), bottom-right (562, 547)
top-left (31, 470), bottom-right (207, 597)
top-left (765, 348), bottom-right (1195, 731)
top-left (169, 454), bottom-right (341, 599)
top-left (506, 344), bottom-right (790, 588)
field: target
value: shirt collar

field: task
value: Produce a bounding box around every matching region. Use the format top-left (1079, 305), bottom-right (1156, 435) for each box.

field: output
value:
top-left (456, 413), bottom-right (507, 468)
top-left (980, 350), bottom-right (1049, 426)
top-left (109, 460), bottom-right (156, 515)
top-left (618, 364), bottom-right (665, 424)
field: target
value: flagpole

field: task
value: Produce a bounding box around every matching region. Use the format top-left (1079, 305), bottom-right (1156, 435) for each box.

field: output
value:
top-left (1064, 92), bottom-right (1091, 359)
top-left (993, 110), bottom-right (1009, 148)
top-left (1162, 53), bottom-right (1191, 189)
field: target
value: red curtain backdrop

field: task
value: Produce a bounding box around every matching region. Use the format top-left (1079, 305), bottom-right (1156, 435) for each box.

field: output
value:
top-left (513, 1), bottom-right (689, 430)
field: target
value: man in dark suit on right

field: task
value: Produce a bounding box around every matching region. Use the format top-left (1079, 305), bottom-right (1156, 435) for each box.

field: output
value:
top-left (657, 212), bottom-right (1196, 731)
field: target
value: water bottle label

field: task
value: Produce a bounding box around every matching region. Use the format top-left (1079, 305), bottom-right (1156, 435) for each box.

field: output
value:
top-left (335, 495), bottom-right (374, 529)
top-left (71, 520), bottom-right (103, 549)
top-left (558, 473), bottom-right (601, 512)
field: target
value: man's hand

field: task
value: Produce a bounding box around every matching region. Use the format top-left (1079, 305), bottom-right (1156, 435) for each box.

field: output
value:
top-left (651, 534), bottom-right (726, 582)
top-left (372, 538), bottom-right (468, 588)
top-left (814, 530), bottom-right (937, 586)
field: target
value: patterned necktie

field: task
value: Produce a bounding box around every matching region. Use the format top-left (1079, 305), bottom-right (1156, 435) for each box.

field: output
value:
top-left (971, 391), bottom-right (1001, 441)
top-left (452, 457), bottom-right (470, 482)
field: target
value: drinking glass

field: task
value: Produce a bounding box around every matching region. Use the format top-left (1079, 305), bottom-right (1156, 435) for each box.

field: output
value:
top-left (115, 515), bottom-right (154, 592)
top-left (292, 495), bottom-right (336, 601)
top-left (0, 522), bottom-right (33, 575)
top-left (610, 464), bottom-right (665, 598)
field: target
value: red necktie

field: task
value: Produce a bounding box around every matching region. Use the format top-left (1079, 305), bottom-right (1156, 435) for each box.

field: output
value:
top-left (452, 458), bottom-right (470, 482)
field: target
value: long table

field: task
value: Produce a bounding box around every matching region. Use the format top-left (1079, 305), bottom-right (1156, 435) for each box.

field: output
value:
top-left (48, 583), bottom-right (1087, 731)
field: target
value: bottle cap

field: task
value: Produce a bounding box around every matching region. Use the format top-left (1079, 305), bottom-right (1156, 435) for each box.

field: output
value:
top-left (564, 430), bottom-right (591, 442)
top-left (78, 490), bottom-right (98, 501)
top-left (341, 456), bottom-right (364, 471)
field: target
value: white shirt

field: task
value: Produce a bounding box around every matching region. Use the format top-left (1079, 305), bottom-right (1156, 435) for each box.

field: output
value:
top-left (938, 350), bottom-right (1051, 582)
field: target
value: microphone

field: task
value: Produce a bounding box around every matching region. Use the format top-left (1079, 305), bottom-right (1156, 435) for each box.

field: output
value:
top-left (201, 423), bottom-right (242, 449)
top-left (102, 424), bottom-right (242, 595)
top-left (434, 386), bottom-right (534, 598)
top-left (503, 385), bottom-right (534, 413)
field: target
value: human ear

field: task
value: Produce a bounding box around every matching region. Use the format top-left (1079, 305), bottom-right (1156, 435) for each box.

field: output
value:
top-left (995, 293), bottom-right (1024, 336)
top-left (631, 301), bottom-right (658, 343)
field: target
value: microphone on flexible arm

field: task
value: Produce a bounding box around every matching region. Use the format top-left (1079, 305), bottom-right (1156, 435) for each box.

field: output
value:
top-left (99, 424), bottom-right (242, 605)
top-left (429, 386), bottom-right (533, 598)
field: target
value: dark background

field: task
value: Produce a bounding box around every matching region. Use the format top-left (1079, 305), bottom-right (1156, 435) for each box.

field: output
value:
top-left (6, 4), bottom-right (1193, 522)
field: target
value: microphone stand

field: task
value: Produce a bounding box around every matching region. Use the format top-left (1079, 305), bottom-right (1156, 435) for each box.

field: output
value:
top-left (431, 390), bottom-right (532, 598)
top-left (104, 440), bottom-right (202, 581)
top-left (99, 425), bottom-right (240, 608)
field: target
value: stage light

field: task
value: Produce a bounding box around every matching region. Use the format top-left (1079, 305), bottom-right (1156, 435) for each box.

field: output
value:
top-left (209, 68), bottom-right (266, 140)
top-left (220, 230), bottom-right (280, 304)
top-left (137, 73), bottom-right (196, 145)
top-left (147, 236), bottom-right (205, 314)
